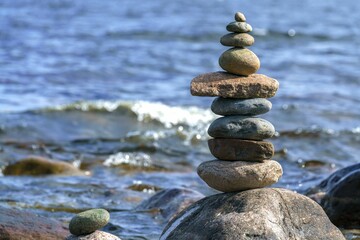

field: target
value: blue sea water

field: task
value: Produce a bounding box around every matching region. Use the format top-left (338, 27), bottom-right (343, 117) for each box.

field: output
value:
top-left (0, 0), bottom-right (360, 239)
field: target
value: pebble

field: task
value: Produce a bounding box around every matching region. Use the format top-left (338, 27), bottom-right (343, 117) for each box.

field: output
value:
top-left (66, 231), bottom-right (121, 240)
top-left (220, 33), bottom-right (254, 47)
top-left (208, 139), bottom-right (274, 161)
top-left (190, 72), bottom-right (279, 98)
top-left (197, 160), bottom-right (283, 192)
top-left (69, 209), bottom-right (110, 236)
top-left (211, 98), bottom-right (272, 116)
top-left (235, 12), bottom-right (246, 22)
top-left (226, 22), bottom-right (252, 33)
top-left (219, 48), bottom-right (260, 76)
top-left (207, 116), bottom-right (275, 140)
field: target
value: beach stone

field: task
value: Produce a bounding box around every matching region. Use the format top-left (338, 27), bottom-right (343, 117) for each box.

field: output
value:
top-left (197, 160), bottom-right (282, 192)
top-left (66, 231), bottom-right (121, 240)
top-left (160, 188), bottom-right (345, 240)
top-left (0, 206), bottom-right (68, 240)
top-left (69, 209), bottom-right (110, 236)
top-left (220, 33), bottom-right (254, 47)
top-left (3, 156), bottom-right (83, 176)
top-left (235, 12), bottom-right (246, 22)
top-left (219, 48), bottom-right (260, 76)
top-left (226, 21), bottom-right (252, 33)
top-left (306, 163), bottom-right (360, 228)
top-left (211, 97), bottom-right (272, 116)
top-left (190, 72), bottom-right (279, 98)
top-left (208, 139), bottom-right (274, 161)
top-left (208, 116), bottom-right (275, 140)
top-left (136, 188), bottom-right (204, 221)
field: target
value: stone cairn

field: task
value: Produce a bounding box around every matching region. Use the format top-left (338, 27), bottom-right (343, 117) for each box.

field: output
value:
top-left (191, 12), bottom-right (282, 192)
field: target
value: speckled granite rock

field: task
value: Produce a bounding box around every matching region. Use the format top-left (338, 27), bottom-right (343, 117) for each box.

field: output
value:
top-left (66, 231), bottom-right (121, 240)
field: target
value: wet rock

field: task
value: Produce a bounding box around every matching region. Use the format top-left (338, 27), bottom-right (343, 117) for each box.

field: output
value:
top-left (226, 22), bottom-right (252, 33)
top-left (306, 163), bottom-right (360, 228)
top-left (66, 230), bottom-right (121, 240)
top-left (190, 72), bottom-right (279, 98)
top-left (160, 188), bottom-right (345, 240)
top-left (235, 12), bottom-right (246, 22)
top-left (208, 116), bottom-right (275, 140)
top-left (0, 206), bottom-right (68, 240)
top-left (219, 48), bottom-right (260, 76)
top-left (220, 33), bottom-right (254, 47)
top-left (69, 209), bottom-right (110, 236)
top-left (3, 156), bottom-right (83, 176)
top-left (208, 139), bottom-right (274, 161)
top-left (197, 160), bottom-right (282, 192)
top-left (136, 188), bottom-right (204, 221)
top-left (211, 97), bottom-right (271, 116)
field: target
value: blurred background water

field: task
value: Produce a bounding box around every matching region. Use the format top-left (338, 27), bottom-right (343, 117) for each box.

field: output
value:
top-left (0, 0), bottom-right (360, 239)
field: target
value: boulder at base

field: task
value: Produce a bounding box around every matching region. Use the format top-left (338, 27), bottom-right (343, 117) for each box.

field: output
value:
top-left (0, 206), bottom-right (68, 240)
top-left (306, 163), bottom-right (360, 228)
top-left (66, 230), bottom-right (121, 240)
top-left (160, 188), bottom-right (344, 240)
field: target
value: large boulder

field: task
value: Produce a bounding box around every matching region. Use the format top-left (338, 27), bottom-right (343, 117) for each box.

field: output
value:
top-left (0, 206), bottom-right (68, 240)
top-left (136, 188), bottom-right (204, 222)
top-left (306, 163), bottom-right (360, 228)
top-left (160, 188), bottom-right (344, 240)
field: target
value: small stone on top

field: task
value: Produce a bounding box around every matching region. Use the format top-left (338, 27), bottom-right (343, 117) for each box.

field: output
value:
top-left (235, 12), bottom-right (246, 22)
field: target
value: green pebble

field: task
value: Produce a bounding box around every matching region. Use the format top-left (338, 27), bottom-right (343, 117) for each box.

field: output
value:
top-left (69, 209), bottom-right (110, 236)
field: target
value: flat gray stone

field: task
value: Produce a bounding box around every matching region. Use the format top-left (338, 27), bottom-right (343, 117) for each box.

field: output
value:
top-left (220, 33), bottom-right (254, 47)
top-left (66, 231), bottom-right (121, 240)
top-left (69, 209), bottom-right (110, 236)
top-left (226, 22), bottom-right (252, 33)
top-left (208, 116), bottom-right (275, 140)
top-left (211, 97), bottom-right (272, 116)
top-left (197, 160), bottom-right (282, 192)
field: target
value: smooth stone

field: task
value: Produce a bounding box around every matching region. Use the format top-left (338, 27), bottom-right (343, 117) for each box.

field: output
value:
top-left (211, 97), bottom-right (272, 116)
top-left (220, 33), bottom-right (254, 47)
top-left (306, 163), bottom-right (360, 228)
top-left (208, 116), bottom-right (275, 140)
top-left (69, 209), bottom-right (110, 236)
top-left (219, 48), bottom-right (260, 76)
top-left (66, 231), bottom-right (121, 240)
top-left (190, 72), bottom-right (279, 98)
top-left (136, 188), bottom-right (204, 221)
top-left (160, 188), bottom-right (345, 240)
top-left (235, 12), bottom-right (246, 22)
top-left (197, 160), bottom-right (282, 192)
top-left (3, 156), bottom-right (83, 176)
top-left (208, 139), bottom-right (274, 161)
top-left (0, 206), bottom-right (68, 240)
top-left (226, 21), bottom-right (252, 33)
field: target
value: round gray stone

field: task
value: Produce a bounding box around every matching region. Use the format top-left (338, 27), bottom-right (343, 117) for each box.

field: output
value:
top-left (219, 48), bottom-right (260, 76)
top-left (220, 33), bottom-right (254, 47)
top-left (211, 98), bottom-right (272, 116)
top-left (69, 209), bottom-right (110, 236)
top-left (235, 12), bottom-right (246, 22)
top-left (208, 116), bottom-right (275, 140)
top-left (226, 22), bottom-right (252, 33)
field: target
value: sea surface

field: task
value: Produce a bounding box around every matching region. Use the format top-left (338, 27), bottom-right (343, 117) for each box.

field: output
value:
top-left (1, 0), bottom-right (360, 239)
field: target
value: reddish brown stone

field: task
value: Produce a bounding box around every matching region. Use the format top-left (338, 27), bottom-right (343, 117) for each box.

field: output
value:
top-left (208, 139), bottom-right (274, 161)
top-left (190, 72), bottom-right (279, 98)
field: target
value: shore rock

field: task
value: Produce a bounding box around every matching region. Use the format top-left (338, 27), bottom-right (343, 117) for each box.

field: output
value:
top-left (190, 72), bottom-right (279, 98)
top-left (226, 22), bottom-right (252, 33)
top-left (208, 116), bottom-right (275, 140)
top-left (197, 160), bottom-right (282, 192)
top-left (211, 97), bottom-right (271, 116)
top-left (306, 163), bottom-right (360, 228)
top-left (235, 12), bottom-right (246, 22)
top-left (219, 48), bottom-right (260, 76)
top-left (3, 156), bottom-right (83, 176)
top-left (69, 209), bottom-right (110, 236)
top-left (208, 139), bottom-right (274, 161)
top-left (0, 206), bottom-right (68, 240)
top-left (160, 188), bottom-right (345, 240)
top-left (66, 231), bottom-right (121, 240)
top-left (220, 33), bottom-right (254, 47)
top-left (136, 188), bottom-right (204, 221)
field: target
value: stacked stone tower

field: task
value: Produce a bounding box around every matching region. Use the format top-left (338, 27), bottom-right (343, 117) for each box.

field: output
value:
top-left (191, 12), bottom-right (282, 192)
